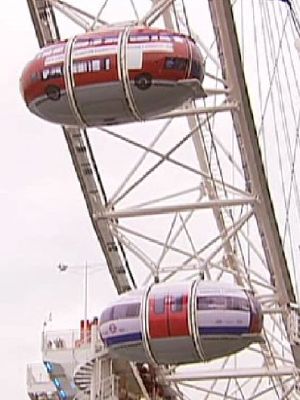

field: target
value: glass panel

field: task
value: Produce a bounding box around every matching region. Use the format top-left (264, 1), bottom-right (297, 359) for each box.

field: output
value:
top-left (197, 296), bottom-right (226, 310)
top-left (191, 60), bottom-right (202, 79)
top-left (93, 39), bottom-right (102, 46)
top-left (231, 297), bottom-right (250, 311)
top-left (92, 59), bottom-right (101, 71)
top-left (126, 303), bottom-right (140, 318)
top-left (129, 35), bottom-right (150, 42)
top-left (165, 57), bottom-right (188, 70)
top-left (154, 296), bottom-right (165, 314)
top-left (74, 40), bottom-right (89, 48)
top-left (42, 69), bottom-right (50, 80)
top-left (42, 66), bottom-right (63, 79)
top-left (113, 304), bottom-right (127, 320)
top-left (73, 61), bottom-right (88, 74)
top-left (100, 307), bottom-right (113, 323)
top-left (197, 296), bottom-right (250, 311)
top-left (104, 58), bottom-right (111, 70)
top-left (51, 66), bottom-right (62, 77)
top-left (171, 296), bottom-right (183, 312)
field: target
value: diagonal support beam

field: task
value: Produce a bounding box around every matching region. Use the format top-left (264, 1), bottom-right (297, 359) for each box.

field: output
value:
top-left (164, 366), bottom-right (298, 382)
top-left (95, 197), bottom-right (257, 219)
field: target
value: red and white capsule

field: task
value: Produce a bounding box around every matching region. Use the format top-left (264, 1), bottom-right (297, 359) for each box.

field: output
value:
top-left (20, 26), bottom-right (206, 127)
top-left (99, 280), bottom-right (263, 365)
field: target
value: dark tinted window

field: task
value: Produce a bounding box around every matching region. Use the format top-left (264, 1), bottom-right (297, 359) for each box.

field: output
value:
top-left (105, 303), bottom-right (141, 321)
top-left (197, 296), bottom-right (223, 310)
top-left (113, 304), bottom-right (127, 320)
top-left (197, 296), bottom-right (250, 311)
top-left (129, 34), bottom-right (150, 42)
top-left (100, 307), bottom-right (113, 323)
top-left (165, 57), bottom-right (188, 71)
top-left (191, 60), bottom-right (202, 79)
top-left (232, 297), bottom-right (250, 311)
top-left (42, 66), bottom-right (63, 80)
top-left (171, 296), bottom-right (183, 312)
top-left (154, 296), bottom-right (165, 314)
top-left (126, 303), bottom-right (140, 318)
top-left (103, 36), bottom-right (118, 44)
top-left (159, 34), bottom-right (171, 42)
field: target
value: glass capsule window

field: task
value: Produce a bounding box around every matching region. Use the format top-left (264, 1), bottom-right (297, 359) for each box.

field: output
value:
top-left (42, 66), bottom-right (63, 80)
top-left (197, 296), bottom-right (250, 311)
top-left (100, 303), bottom-right (141, 323)
top-left (126, 303), bottom-right (141, 318)
top-left (100, 307), bottom-right (113, 324)
top-left (103, 36), bottom-right (118, 44)
top-left (191, 60), bottom-right (202, 79)
top-left (153, 296), bottom-right (165, 314)
top-left (129, 34), bottom-right (151, 42)
top-left (171, 295), bottom-right (183, 312)
top-left (72, 58), bottom-right (110, 74)
top-left (165, 57), bottom-right (188, 71)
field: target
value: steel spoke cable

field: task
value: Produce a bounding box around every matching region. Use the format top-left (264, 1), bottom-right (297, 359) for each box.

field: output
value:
top-left (272, 3), bottom-right (299, 126)
top-left (259, 1), bottom-right (289, 239)
top-left (264, 3), bottom-right (297, 222)
top-left (271, 3), bottom-right (300, 233)
top-left (256, 7), bottom-right (289, 137)
top-left (99, 123), bottom-right (249, 206)
top-left (49, 0), bottom-right (108, 28)
top-left (191, 101), bottom-right (246, 276)
top-left (190, 5), bottom-right (253, 278)
top-left (247, 376), bottom-right (294, 400)
top-left (108, 119), bottom-right (173, 205)
top-left (156, 192), bottom-right (210, 279)
top-left (156, 213), bottom-right (179, 271)
top-left (114, 222), bottom-right (194, 258)
top-left (199, 96), bottom-right (249, 283)
top-left (251, 0), bottom-right (267, 173)
top-left (203, 357), bottom-right (230, 400)
top-left (89, 0), bottom-right (109, 30)
top-left (129, 0), bottom-right (140, 20)
top-left (179, 382), bottom-right (237, 400)
top-left (131, 185), bottom-right (202, 209)
top-left (268, 1), bottom-right (300, 226)
top-left (263, 1), bottom-right (299, 297)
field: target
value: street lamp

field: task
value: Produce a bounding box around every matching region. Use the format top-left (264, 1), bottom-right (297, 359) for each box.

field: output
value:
top-left (57, 262), bottom-right (104, 344)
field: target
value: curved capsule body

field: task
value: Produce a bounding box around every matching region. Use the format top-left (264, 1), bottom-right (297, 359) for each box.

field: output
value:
top-left (99, 281), bottom-right (263, 365)
top-left (20, 27), bottom-right (205, 127)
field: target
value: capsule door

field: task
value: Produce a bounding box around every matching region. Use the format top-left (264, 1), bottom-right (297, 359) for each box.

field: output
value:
top-left (168, 293), bottom-right (189, 336)
top-left (148, 289), bottom-right (189, 338)
top-left (148, 294), bottom-right (169, 338)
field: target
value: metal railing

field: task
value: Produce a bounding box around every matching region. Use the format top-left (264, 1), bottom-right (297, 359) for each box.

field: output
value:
top-left (100, 375), bottom-right (119, 400)
top-left (42, 328), bottom-right (104, 352)
top-left (27, 364), bottom-right (52, 386)
top-left (27, 364), bottom-right (58, 400)
top-left (29, 393), bottom-right (60, 400)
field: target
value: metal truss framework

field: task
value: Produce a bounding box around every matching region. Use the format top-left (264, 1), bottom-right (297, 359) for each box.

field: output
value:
top-left (25, 0), bottom-right (300, 399)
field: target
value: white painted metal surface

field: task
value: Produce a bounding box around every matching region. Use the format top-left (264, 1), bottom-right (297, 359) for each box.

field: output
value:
top-left (24, 0), bottom-right (300, 399)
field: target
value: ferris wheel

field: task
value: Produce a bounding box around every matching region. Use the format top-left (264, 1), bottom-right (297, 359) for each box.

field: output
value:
top-left (22, 0), bottom-right (300, 399)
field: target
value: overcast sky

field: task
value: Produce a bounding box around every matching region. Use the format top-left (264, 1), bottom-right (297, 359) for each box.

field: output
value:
top-left (0, 1), bottom-right (206, 396)
top-left (0, 2), bottom-right (120, 398)
top-left (1, 1), bottom-right (299, 399)
top-left (0, 3), bottom-right (204, 397)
